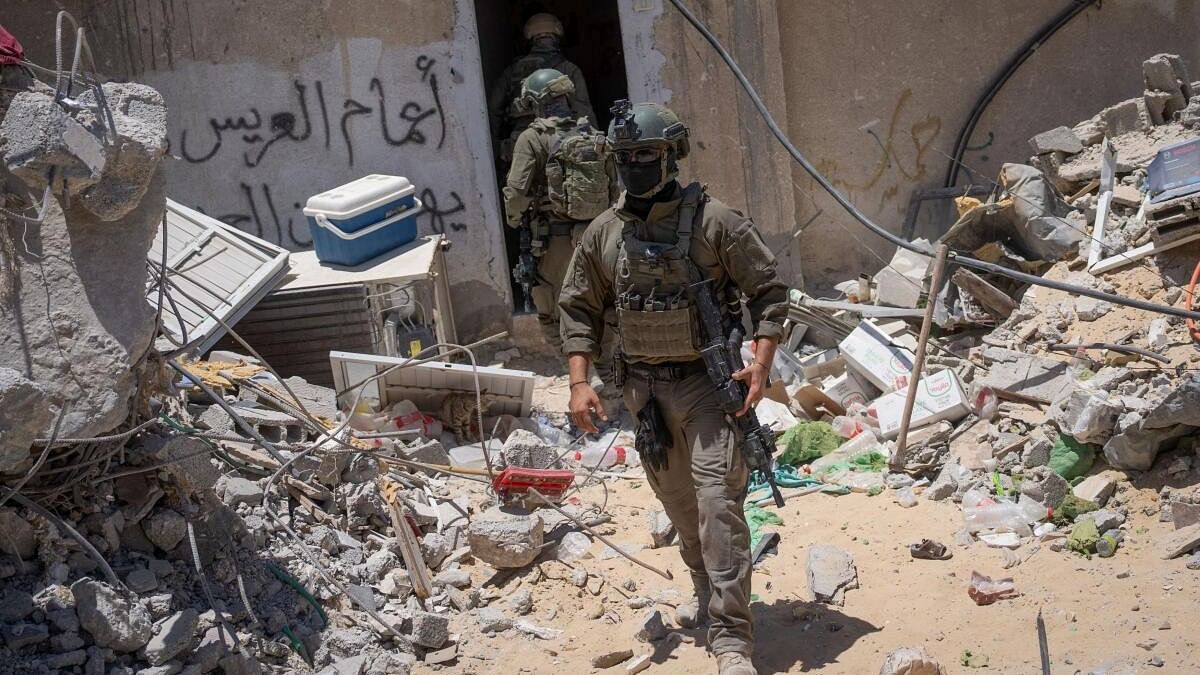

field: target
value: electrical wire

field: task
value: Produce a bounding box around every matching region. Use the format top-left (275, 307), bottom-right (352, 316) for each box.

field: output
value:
top-left (943, 0), bottom-right (1101, 188)
top-left (664, 0), bottom-right (1200, 323)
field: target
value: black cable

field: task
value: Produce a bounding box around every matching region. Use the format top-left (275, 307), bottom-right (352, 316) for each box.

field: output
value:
top-left (944, 0), bottom-right (1100, 188)
top-left (663, 0), bottom-right (1200, 323)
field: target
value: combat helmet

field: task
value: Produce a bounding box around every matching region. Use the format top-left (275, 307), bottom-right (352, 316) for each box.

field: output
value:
top-left (605, 100), bottom-right (690, 159)
top-left (521, 68), bottom-right (575, 107)
top-left (524, 13), bottom-right (564, 40)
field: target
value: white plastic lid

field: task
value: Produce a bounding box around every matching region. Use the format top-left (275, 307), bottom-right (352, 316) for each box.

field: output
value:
top-left (303, 174), bottom-right (415, 219)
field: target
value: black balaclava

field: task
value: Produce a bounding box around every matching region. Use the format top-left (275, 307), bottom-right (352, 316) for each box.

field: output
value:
top-left (538, 96), bottom-right (572, 120)
top-left (617, 149), bottom-right (679, 199)
top-left (531, 35), bottom-right (560, 55)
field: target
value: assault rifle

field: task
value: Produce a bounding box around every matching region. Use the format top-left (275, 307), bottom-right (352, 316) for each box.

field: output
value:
top-left (687, 279), bottom-right (786, 507)
top-left (512, 211), bottom-right (537, 314)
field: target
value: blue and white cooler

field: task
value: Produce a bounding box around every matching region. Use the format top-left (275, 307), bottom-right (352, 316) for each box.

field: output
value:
top-left (303, 174), bottom-right (424, 266)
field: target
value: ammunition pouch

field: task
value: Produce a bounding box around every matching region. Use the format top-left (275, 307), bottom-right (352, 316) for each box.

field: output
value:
top-left (616, 303), bottom-right (699, 361)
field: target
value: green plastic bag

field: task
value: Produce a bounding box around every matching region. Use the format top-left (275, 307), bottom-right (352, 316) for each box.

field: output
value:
top-left (745, 506), bottom-right (783, 550)
top-left (777, 421), bottom-right (841, 467)
top-left (1049, 435), bottom-right (1097, 481)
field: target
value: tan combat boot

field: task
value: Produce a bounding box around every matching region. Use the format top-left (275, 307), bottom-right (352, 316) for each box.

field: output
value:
top-left (717, 652), bottom-right (757, 675)
top-left (675, 575), bottom-right (711, 628)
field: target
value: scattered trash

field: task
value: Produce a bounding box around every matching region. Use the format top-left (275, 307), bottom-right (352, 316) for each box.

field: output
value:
top-left (967, 571), bottom-right (1017, 606)
top-left (909, 539), bottom-right (952, 561)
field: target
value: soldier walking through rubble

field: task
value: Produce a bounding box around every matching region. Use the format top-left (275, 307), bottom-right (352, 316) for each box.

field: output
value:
top-left (488, 12), bottom-right (595, 169)
top-left (502, 68), bottom-right (621, 411)
top-left (558, 101), bottom-right (789, 675)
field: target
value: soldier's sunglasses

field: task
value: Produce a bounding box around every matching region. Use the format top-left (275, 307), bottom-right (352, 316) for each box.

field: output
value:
top-left (614, 147), bottom-right (665, 164)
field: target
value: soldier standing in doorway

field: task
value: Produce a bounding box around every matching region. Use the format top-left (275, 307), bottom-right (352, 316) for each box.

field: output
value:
top-left (488, 12), bottom-right (596, 170)
top-left (558, 101), bottom-right (789, 675)
top-left (502, 69), bottom-right (620, 412)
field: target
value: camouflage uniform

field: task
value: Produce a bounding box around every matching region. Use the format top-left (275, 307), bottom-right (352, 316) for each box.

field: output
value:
top-left (559, 180), bottom-right (788, 659)
top-left (489, 53), bottom-right (595, 167)
top-left (503, 115), bottom-right (618, 391)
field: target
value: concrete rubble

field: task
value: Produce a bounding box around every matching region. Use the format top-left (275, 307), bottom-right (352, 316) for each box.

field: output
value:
top-left (1, 23), bottom-right (1199, 675)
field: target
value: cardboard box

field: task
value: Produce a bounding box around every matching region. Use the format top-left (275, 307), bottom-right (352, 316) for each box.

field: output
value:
top-left (870, 368), bottom-right (970, 439)
top-left (798, 348), bottom-right (846, 380)
top-left (820, 370), bottom-right (878, 410)
top-left (838, 321), bottom-right (916, 393)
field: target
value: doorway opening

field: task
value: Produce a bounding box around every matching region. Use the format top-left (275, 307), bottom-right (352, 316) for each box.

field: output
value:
top-left (473, 0), bottom-right (629, 312)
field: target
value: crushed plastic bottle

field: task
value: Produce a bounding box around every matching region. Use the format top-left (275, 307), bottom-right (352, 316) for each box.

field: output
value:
top-left (969, 382), bottom-right (998, 421)
top-left (388, 400), bottom-right (442, 438)
top-left (963, 498), bottom-right (1033, 537)
top-left (536, 416), bottom-right (570, 446)
top-left (967, 571), bottom-right (1017, 606)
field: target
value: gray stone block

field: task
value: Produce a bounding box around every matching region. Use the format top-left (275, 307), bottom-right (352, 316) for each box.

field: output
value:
top-left (72, 578), bottom-right (152, 652)
top-left (0, 368), bottom-right (50, 474)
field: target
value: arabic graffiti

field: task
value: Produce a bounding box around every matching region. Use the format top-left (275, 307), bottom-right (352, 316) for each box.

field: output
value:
top-left (175, 54), bottom-right (471, 249)
top-left (177, 56), bottom-right (447, 168)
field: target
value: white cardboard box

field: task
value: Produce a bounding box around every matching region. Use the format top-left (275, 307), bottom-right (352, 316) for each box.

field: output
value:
top-left (839, 320), bottom-right (916, 393)
top-left (870, 368), bottom-right (970, 439)
top-left (820, 370), bottom-right (879, 410)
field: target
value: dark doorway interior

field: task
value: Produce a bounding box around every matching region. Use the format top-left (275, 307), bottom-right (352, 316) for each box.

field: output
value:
top-left (473, 0), bottom-right (629, 311)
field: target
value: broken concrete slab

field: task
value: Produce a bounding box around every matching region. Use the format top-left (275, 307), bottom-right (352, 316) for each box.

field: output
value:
top-left (1050, 388), bottom-right (1124, 444)
top-left (0, 367), bottom-right (50, 474)
top-left (141, 608), bottom-right (198, 666)
top-left (0, 170), bottom-right (163, 441)
top-left (1104, 376), bottom-right (1200, 469)
top-left (466, 509), bottom-right (543, 568)
top-left (648, 510), bottom-right (676, 548)
top-left (1029, 126), bottom-right (1083, 155)
top-left (142, 509), bottom-right (186, 552)
top-left (477, 606), bottom-right (512, 633)
top-left (72, 578), bottom-right (153, 652)
top-left (501, 429), bottom-right (561, 469)
top-left (635, 609), bottom-right (667, 642)
top-left (806, 545), bottom-right (858, 605)
top-left (1101, 98), bottom-right (1149, 137)
top-left (0, 506), bottom-right (37, 557)
top-left (76, 83), bottom-right (167, 221)
top-left (1073, 473), bottom-right (1119, 506)
top-left (0, 90), bottom-right (106, 192)
top-left (977, 347), bottom-right (1075, 404)
top-left (409, 611), bottom-right (449, 649)
top-left (1171, 502), bottom-right (1200, 530)
top-left (1160, 523), bottom-right (1200, 559)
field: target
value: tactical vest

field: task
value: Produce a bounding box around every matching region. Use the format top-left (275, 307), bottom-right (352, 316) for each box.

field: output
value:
top-left (543, 117), bottom-right (611, 222)
top-left (613, 182), bottom-right (707, 362)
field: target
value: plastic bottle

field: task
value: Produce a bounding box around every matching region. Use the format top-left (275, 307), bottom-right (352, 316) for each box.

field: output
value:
top-left (969, 383), bottom-right (998, 421)
top-left (574, 445), bottom-right (628, 469)
top-left (830, 416), bottom-right (863, 439)
top-left (536, 416), bottom-right (569, 446)
top-left (963, 500), bottom-right (1033, 537)
top-left (572, 428), bottom-right (625, 467)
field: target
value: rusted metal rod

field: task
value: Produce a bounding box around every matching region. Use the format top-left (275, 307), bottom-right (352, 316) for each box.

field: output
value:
top-left (896, 243), bottom-right (950, 453)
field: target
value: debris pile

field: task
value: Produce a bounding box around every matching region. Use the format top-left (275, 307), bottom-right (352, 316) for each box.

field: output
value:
top-left (761, 53), bottom-right (1200, 581)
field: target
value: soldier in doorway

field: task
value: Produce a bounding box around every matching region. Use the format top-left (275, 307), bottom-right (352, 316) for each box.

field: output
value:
top-left (502, 69), bottom-right (619, 407)
top-left (558, 101), bottom-right (789, 675)
top-left (488, 12), bottom-right (596, 169)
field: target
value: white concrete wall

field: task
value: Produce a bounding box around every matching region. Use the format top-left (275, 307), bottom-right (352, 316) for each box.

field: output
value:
top-left (9, 0), bottom-right (511, 337)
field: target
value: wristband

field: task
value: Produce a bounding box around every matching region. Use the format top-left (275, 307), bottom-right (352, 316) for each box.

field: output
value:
top-left (570, 381), bottom-right (589, 389)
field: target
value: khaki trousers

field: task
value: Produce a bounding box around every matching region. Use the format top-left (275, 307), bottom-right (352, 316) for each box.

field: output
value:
top-left (623, 369), bottom-right (753, 655)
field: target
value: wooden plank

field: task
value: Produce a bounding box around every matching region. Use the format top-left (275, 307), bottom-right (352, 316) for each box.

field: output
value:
top-left (387, 499), bottom-right (433, 598)
top-left (951, 268), bottom-right (1017, 319)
